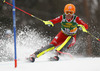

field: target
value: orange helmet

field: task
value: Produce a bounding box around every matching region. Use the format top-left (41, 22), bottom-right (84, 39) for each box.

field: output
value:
top-left (64, 4), bottom-right (76, 13)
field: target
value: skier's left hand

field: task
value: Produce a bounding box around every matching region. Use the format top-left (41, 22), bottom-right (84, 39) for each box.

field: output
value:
top-left (79, 27), bottom-right (82, 30)
top-left (43, 21), bottom-right (54, 27)
top-left (77, 26), bottom-right (82, 30)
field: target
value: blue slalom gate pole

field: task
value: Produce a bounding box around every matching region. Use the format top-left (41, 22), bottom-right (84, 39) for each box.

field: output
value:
top-left (12, 0), bottom-right (17, 68)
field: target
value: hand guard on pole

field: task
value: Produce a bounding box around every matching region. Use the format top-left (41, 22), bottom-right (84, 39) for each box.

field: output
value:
top-left (3, 0), bottom-right (5, 3)
top-left (78, 25), bottom-right (100, 41)
top-left (43, 21), bottom-right (54, 27)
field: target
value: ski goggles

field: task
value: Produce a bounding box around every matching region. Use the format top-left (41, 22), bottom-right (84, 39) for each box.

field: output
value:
top-left (65, 11), bottom-right (74, 15)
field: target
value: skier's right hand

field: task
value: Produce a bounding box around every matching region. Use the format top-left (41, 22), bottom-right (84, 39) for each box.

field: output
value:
top-left (43, 21), bottom-right (54, 27)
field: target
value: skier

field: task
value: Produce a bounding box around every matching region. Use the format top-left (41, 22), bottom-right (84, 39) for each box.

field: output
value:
top-left (29, 4), bottom-right (88, 62)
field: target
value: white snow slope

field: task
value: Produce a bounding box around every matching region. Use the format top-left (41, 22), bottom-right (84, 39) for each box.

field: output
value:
top-left (0, 58), bottom-right (100, 71)
top-left (1, 29), bottom-right (100, 71)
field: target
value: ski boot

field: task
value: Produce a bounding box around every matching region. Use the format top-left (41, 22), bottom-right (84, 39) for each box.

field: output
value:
top-left (49, 56), bottom-right (59, 61)
top-left (29, 54), bottom-right (35, 62)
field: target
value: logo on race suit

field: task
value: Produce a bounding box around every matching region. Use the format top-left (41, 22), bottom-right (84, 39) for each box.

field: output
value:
top-left (55, 36), bottom-right (58, 39)
top-left (62, 23), bottom-right (72, 28)
top-left (66, 23), bottom-right (72, 26)
top-left (68, 6), bottom-right (72, 10)
top-left (62, 23), bottom-right (77, 28)
top-left (72, 37), bottom-right (75, 43)
top-left (55, 16), bottom-right (60, 20)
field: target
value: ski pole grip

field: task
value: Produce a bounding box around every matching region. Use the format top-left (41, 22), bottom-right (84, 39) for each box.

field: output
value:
top-left (2, 0), bottom-right (5, 3)
top-left (48, 24), bottom-right (52, 27)
top-left (77, 26), bottom-right (80, 28)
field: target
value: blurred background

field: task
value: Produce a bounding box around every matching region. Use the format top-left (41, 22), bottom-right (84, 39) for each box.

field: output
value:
top-left (0, 0), bottom-right (100, 61)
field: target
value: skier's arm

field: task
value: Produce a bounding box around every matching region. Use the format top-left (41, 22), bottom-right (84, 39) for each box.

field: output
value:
top-left (44, 15), bottom-right (62, 27)
top-left (76, 17), bottom-right (88, 30)
top-left (49, 15), bottom-right (63, 24)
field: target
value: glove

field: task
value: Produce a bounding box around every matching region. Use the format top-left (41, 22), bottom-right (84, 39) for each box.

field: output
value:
top-left (43, 21), bottom-right (54, 27)
top-left (77, 26), bottom-right (82, 30)
top-left (79, 26), bottom-right (82, 30)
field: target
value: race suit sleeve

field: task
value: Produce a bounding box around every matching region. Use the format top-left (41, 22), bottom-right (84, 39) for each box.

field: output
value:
top-left (76, 17), bottom-right (88, 30)
top-left (49, 15), bottom-right (63, 24)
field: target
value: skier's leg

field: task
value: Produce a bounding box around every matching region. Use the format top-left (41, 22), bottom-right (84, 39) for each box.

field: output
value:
top-left (34, 44), bottom-right (55, 58)
top-left (50, 36), bottom-right (74, 61)
top-left (67, 35), bottom-right (76, 49)
top-left (34, 31), bottom-right (67, 58)
top-left (50, 31), bottom-right (67, 47)
top-left (56, 36), bottom-right (73, 52)
top-left (29, 31), bottom-right (67, 62)
top-left (50, 32), bottom-right (75, 61)
top-left (29, 44), bottom-right (55, 62)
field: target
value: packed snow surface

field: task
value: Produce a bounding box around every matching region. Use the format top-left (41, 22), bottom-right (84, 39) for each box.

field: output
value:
top-left (0, 58), bottom-right (100, 71)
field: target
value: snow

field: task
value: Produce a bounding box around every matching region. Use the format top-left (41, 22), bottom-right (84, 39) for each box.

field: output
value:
top-left (1, 26), bottom-right (100, 71)
top-left (0, 58), bottom-right (100, 71)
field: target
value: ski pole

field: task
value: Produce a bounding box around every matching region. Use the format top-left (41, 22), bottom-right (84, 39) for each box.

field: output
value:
top-left (3, 1), bottom-right (48, 24)
top-left (57, 51), bottom-right (73, 59)
top-left (78, 25), bottom-right (100, 41)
